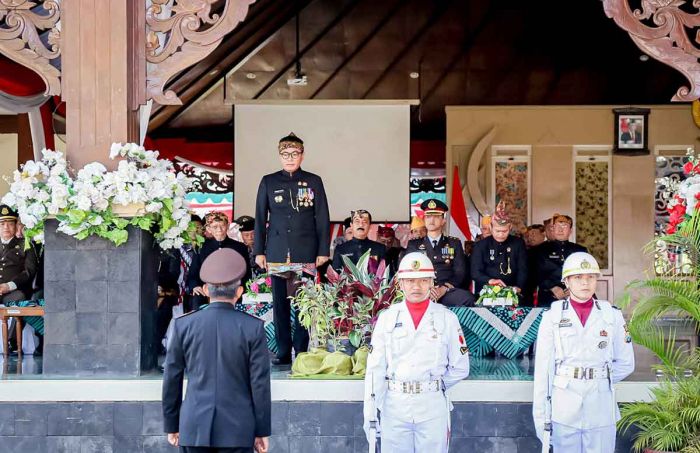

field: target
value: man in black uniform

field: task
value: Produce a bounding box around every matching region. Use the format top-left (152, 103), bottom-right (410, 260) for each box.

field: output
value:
top-left (234, 215), bottom-right (264, 278)
top-left (0, 205), bottom-right (37, 303)
top-left (526, 214), bottom-right (588, 307)
top-left (163, 248), bottom-right (270, 453)
top-left (254, 132), bottom-right (330, 365)
top-left (332, 209), bottom-right (385, 272)
top-left (406, 199), bottom-right (475, 306)
top-left (470, 201), bottom-right (527, 296)
top-left (188, 212), bottom-right (251, 310)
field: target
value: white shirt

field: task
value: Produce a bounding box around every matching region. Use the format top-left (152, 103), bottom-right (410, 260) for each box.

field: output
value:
top-left (532, 299), bottom-right (635, 437)
top-left (364, 301), bottom-right (469, 429)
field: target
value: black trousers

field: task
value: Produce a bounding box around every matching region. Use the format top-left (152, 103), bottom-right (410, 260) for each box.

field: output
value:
top-left (180, 447), bottom-right (253, 453)
top-left (438, 288), bottom-right (476, 307)
top-left (271, 274), bottom-right (309, 360)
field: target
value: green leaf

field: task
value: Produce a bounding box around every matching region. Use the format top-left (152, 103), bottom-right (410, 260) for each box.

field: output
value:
top-left (75, 230), bottom-right (90, 240)
top-left (349, 330), bottom-right (361, 348)
top-left (137, 217), bottom-right (153, 230)
top-left (112, 218), bottom-right (129, 229)
top-left (162, 198), bottom-right (174, 212)
top-left (67, 209), bottom-right (87, 224)
top-left (105, 228), bottom-right (129, 246)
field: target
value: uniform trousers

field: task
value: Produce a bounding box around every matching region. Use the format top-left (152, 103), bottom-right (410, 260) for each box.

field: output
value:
top-left (271, 274), bottom-right (309, 360)
top-left (438, 288), bottom-right (475, 307)
top-left (380, 405), bottom-right (449, 453)
top-left (552, 422), bottom-right (616, 453)
top-left (180, 447), bottom-right (252, 453)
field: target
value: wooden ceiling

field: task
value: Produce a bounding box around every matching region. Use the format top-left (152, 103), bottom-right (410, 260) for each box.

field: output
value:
top-left (150, 0), bottom-right (686, 141)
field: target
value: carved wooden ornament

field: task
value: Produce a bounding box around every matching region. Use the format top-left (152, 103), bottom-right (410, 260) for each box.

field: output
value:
top-left (146, 0), bottom-right (257, 105)
top-left (603, 0), bottom-right (700, 102)
top-left (0, 0), bottom-right (61, 96)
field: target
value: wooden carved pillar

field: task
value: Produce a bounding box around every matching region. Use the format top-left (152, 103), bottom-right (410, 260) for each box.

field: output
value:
top-left (62, 0), bottom-right (145, 170)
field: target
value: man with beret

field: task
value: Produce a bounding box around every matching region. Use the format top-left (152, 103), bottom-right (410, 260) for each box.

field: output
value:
top-left (163, 248), bottom-right (271, 453)
top-left (470, 201), bottom-right (528, 296)
top-left (0, 205), bottom-right (38, 303)
top-left (188, 212), bottom-right (251, 311)
top-left (332, 209), bottom-right (385, 272)
top-left (406, 199), bottom-right (475, 306)
top-left (234, 215), bottom-right (264, 277)
top-left (254, 132), bottom-right (331, 365)
top-left (526, 214), bottom-right (588, 307)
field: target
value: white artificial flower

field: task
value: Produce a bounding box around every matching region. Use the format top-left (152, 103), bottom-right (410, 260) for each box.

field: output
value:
top-left (110, 143), bottom-right (124, 159)
top-left (2, 192), bottom-right (16, 206)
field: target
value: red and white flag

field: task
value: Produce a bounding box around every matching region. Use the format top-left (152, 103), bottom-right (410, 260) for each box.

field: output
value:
top-left (448, 165), bottom-right (474, 242)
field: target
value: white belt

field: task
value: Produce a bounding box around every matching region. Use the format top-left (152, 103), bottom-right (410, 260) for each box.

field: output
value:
top-left (556, 365), bottom-right (609, 380)
top-left (387, 379), bottom-right (442, 394)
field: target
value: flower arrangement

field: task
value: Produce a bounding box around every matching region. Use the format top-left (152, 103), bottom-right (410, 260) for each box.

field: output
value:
top-left (245, 274), bottom-right (272, 297)
top-left (476, 284), bottom-right (519, 306)
top-left (2, 143), bottom-right (197, 249)
top-left (660, 148), bottom-right (700, 234)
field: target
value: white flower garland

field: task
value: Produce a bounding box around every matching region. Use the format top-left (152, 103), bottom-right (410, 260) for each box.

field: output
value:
top-left (2, 143), bottom-right (196, 249)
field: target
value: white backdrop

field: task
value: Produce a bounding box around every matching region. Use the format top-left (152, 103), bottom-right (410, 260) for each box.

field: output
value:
top-left (234, 102), bottom-right (411, 222)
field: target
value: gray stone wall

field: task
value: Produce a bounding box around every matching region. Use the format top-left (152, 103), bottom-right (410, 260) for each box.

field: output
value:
top-left (42, 220), bottom-right (158, 376)
top-left (0, 401), bottom-right (636, 452)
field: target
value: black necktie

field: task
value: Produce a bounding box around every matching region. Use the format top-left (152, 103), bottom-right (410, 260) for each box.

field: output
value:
top-left (432, 240), bottom-right (438, 248)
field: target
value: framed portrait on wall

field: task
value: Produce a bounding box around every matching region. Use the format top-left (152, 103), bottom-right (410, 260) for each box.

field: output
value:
top-left (613, 107), bottom-right (650, 155)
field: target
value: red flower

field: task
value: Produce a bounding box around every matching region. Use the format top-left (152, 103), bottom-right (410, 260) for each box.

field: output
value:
top-left (684, 161), bottom-right (694, 175)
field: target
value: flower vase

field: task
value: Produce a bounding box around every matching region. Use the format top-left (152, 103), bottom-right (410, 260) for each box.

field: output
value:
top-left (111, 202), bottom-right (146, 217)
top-left (242, 293), bottom-right (273, 305)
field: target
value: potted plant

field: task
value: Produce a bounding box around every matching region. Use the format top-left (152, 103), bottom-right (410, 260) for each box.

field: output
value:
top-left (292, 251), bottom-right (399, 356)
top-left (617, 148), bottom-right (700, 453)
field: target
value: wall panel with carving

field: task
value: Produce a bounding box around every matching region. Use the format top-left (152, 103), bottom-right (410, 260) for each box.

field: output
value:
top-left (494, 161), bottom-right (528, 232)
top-left (575, 161), bottom-right (609, 270)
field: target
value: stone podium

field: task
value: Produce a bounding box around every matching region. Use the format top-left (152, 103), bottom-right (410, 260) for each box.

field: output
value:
top-left (42, 220), bottom-right (158, 375)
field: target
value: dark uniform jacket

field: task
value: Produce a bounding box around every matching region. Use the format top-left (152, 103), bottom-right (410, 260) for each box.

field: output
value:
top-left (162, 302), bottom-right (271, 447)
top-left (528, 240), bottom-right (588, 307)
top-left (0, 237), bottom-right (38, 296)
top-left (406, 235), bottom-right (467, 288)
top-left (254, 169), bottom-right (330, 263)
top-left (332, 238), bottom-right (386, 271)
top-left (187, 238), bottom-right (251, 292)
top-left (470, 235), bottom-right (527, 295)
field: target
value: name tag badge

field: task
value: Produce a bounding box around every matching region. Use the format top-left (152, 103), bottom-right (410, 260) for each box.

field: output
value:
top-left (394, 322), bottom-right (402, 328)
top-left (559, 318), bottom-right (572, 328)
top-left (598, 341), bottom-right (608, 349)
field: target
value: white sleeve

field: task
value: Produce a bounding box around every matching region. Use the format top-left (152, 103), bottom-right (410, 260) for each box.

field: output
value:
top-left (532, 310), bottom-right (555, 441)
top-left (611, 309), bottom-right (635, 384)
top-left (442, 312), bottom-right (470, 389)
top-left (363, 312), bottom-right (388, 440)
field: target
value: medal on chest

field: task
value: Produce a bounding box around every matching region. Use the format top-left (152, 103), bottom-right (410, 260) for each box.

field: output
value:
top-left (489, 249), bottom-right (495, 261)
top-left (296, 182), bottom-right (315, 208)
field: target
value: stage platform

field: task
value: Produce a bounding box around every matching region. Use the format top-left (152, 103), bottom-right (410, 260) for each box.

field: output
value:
top-left (0, 356), bottom-right (651, 452)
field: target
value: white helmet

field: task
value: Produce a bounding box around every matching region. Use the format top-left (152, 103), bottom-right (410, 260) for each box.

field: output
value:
top-left (562, 252), bottom-right (601, 280)
top-left (397, 252), bottom-right (436, 279)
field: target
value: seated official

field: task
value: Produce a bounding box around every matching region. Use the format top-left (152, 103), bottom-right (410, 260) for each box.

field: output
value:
top-left (188, 212), bottom-right (251, 310)
top-left (409, 215), bottom-right (427, 240)
top-left (526, 214), bottom-right (588, 307)
top-left (0, 205), bottom-right (38, 303)
top-left (376, 226), bottom-right (403, 279)
top-left (332, 209), bottom-right (385, 271)
top-left (406, 199), bottom-right (475, 307)
top-left (234, 215), bottom-right (265, 278)
top-left (470, 202), bottom-right (527, 296)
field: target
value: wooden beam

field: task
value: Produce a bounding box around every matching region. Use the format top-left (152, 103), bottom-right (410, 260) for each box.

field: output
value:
top-left (360, 0), bottom-right (454, 99)
top-left (149, 0), bottom-right (312, 131)
top-left (310, 0), bottom-right (407, 99)
top-left (413, 2), bottom-right (494, 112)
top-left (16, 113), bottom-right (33, 166)
top-left (253, 0), bottom-right (364, 99)
top-left (0, 115), bottom-right (17, 134)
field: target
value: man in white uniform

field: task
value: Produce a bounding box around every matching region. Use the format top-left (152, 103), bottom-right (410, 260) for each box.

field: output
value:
top-left (364, 252), bottom-right (470, 453)
top-left (533, 252), bottom-right (635, 453)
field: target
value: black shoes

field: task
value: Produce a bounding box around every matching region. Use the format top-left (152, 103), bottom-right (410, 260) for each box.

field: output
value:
top-left (271, 356), bottom-right (292, 366)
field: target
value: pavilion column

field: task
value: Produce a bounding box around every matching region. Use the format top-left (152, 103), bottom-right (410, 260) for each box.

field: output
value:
top-left (61, 0), bottom-right (146, 170)
top-left (42, 0), bottom-right (153, 376)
